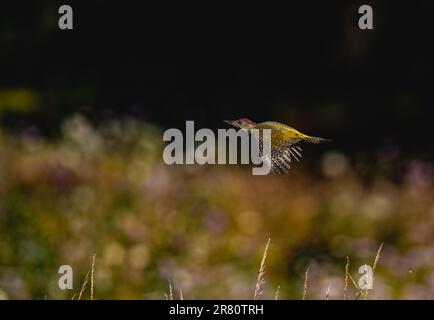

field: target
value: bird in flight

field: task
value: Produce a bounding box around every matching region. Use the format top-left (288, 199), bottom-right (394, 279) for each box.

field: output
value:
top-left (225, 118), bottom-right (331, 174)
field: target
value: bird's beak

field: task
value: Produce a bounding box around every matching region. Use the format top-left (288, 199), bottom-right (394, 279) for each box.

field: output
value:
top-left (224, 120), bottom-right (234, 126)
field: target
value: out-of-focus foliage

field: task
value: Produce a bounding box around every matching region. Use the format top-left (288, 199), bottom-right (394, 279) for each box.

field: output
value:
top-left (0, 115), bottom-right (434, 299)
top-left (0, 89), bottom-right (40, 112)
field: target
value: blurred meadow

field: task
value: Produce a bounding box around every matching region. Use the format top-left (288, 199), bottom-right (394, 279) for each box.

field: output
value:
top-left (1, 1), bottom-right (434, 300)
top-left (1, 114), bottom-right (434, 299)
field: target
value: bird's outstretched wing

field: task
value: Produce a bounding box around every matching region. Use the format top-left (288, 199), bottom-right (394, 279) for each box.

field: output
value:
top-left (255, 132), bottom-right (303, 175)
top-left (252, 124), bottom-right (329, 174)
top-left (261, 143), bottom-right (303, 174)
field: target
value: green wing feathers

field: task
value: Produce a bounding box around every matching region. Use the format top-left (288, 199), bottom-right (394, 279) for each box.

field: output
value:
top-left (252, 121), bottom-right (330, 174)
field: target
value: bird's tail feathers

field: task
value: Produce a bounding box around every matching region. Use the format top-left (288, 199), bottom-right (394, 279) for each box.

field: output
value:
top-left (303, 136), bottom-right (332, 144)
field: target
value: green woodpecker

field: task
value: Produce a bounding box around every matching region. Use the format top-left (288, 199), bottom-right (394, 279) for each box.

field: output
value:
top-left (225, 118), bottom-right (330, 174)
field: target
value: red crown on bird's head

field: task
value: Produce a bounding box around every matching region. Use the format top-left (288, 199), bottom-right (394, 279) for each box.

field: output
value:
top-left (238, 118), bottom-right (256, 125)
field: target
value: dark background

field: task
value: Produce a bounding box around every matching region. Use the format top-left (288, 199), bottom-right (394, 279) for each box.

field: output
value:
top-left (1, 1), bottom-right (434, 300)
top-left (1, 1), bottom-right (433, 155)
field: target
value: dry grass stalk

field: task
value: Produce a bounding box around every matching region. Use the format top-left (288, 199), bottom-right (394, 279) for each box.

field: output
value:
top-left (253, 238), bottom-right (271, 300)
top-left (325, 283), bottom-right (331, 300)
top-left (344, 256), bottom-right (349, 300)
top-left (373, 242), bottom-right (383, 271)
top-left (77, 269), bottom-right (90, 300)
top-left (274, 285), bottom-right (280, 300)
top-left (166, 280), bottom-right (174, 300)
top-left (179, 288), bottom-right (184, 300)
top-left (347, 273), bottom-right (364, 299)
top-left (364, 242), bottom-right (383, 300)
top-left (77, 253), bottom-right (96, 300)
top-left (90, 253), bottom-right (96, 300)
top-left (302, 266), bottom-right (309, 300)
